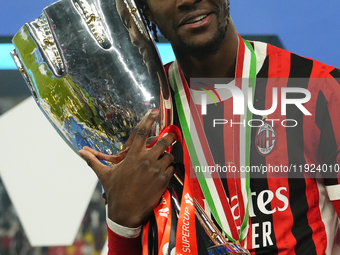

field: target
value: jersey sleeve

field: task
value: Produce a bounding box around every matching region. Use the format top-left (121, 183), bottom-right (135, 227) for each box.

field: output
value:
top-left (107, 225), bottom-right (142, 255)
top-left (318, 68), bottom-right (340, 200)
top-left (106, 205), bottom-right (142, 254)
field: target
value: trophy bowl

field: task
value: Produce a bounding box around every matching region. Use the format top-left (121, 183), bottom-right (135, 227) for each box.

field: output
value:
top-left (11, 0), bottom-right (170, 156)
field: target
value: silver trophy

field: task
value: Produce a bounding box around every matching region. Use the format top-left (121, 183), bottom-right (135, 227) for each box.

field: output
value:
top-left (11, 0), bottom-right (249, 253)
top-left (11, 0), bottom-right (169, 156)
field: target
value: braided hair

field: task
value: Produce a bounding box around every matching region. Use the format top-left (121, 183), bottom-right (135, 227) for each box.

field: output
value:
top-left (134, 0), bottom-right (159, 41)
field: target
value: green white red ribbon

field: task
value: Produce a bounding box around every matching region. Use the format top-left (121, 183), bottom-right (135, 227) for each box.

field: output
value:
top-left (169, 35), bottom-right (258, 244)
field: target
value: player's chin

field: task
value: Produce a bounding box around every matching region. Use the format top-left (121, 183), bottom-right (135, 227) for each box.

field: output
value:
top-left (180, 31), bottom-right (216, 48)
top-left (189, 33), bottom-right (225, 55)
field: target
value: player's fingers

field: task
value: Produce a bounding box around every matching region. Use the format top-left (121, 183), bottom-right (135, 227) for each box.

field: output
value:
top-left (129, 109), bottom-right (159, 152)
top-left (109, 148), bottom-right (129, 163)
top-left (146, 136), bottom-right (158, 146)
top-left (79, 149), bottom-right (109, 181)
top-left (157, 152), bottom-right (175, 167)
top-left (163, 163), bottom-right (176, 182)
top-left (82, 146), bottom-right (129, 164)
top-left (122, 119), bottom-right (143, 150)
top-left (149, 133), bottom-right (177, 157)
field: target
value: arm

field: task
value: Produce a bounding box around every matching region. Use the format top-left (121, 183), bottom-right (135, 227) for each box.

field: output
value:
top-left (106, 217), bottom-right (142, 255)
top-left (80, 109), bottom-right (177, 254)
top-left (107, 230), bottom-right (141, 255)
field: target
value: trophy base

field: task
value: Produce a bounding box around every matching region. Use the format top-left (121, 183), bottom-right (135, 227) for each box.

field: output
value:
top-left (207, 244), bottom-right (249, 255)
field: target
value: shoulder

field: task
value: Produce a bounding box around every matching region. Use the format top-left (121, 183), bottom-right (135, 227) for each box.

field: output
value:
top-left (264, 43), bottom-right (339, 79)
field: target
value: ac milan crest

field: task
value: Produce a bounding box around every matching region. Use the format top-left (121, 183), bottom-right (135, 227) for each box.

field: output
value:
top-left (255, 122), bottom-right (277, 156)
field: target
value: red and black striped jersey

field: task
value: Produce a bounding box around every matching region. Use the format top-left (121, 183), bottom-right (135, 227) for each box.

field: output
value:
top-left (106, 40), bottom-right (340, 255)
top-left (165, 41), bottom-right (340, 255)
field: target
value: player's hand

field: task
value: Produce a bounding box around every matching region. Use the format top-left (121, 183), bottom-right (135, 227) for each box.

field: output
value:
top-left (79, 109), bottom-right (177, 228)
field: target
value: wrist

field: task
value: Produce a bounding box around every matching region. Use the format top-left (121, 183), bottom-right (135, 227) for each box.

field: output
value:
top-left (107, 203), bottom-right (144, 228)
top-left (106, 205), bottom-right (142, 238)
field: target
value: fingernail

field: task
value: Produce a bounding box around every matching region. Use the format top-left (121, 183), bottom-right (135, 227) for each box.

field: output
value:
top-left (150, 109), bottom-right (159, 115)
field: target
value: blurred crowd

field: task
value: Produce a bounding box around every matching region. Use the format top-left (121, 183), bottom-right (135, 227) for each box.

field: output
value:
top-left (0, 178), bottom-right (107, 255)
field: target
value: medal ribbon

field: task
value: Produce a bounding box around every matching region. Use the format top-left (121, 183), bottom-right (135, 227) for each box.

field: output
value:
top-left (155, 190), bottom-right (173, 254)
top-left (175, 145), bottom-right (198, 255)
top-left (142, 124), bottom-right (198, 255)
top-left (169, 35), bottom-right (257, 243)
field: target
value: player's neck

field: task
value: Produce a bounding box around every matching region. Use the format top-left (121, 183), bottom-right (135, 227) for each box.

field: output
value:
top-left (175, 20), bottom-right (238, 82)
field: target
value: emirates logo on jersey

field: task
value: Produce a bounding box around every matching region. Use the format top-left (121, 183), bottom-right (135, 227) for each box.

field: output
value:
top-left (255, 122), bottom-right (277, 156)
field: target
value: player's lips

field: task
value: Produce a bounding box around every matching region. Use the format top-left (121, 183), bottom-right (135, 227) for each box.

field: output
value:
top-left (179, 11), bottom-right (212, 27)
